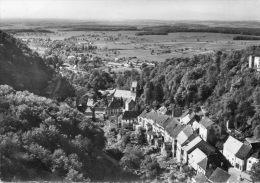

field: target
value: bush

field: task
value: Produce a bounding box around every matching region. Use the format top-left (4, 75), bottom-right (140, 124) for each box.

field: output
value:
top-left (120, 146), bottom-right (144, 170)
top-left (140, 155), bottom-right (162, 179)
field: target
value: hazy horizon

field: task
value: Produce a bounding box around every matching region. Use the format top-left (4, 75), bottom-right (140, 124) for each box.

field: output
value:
top-left (1, 0), bottom-right (260, 21)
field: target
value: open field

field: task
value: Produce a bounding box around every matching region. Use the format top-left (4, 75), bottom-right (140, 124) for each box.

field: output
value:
top-left (10, 30), bottom-right (260, 62)
top-left (1, 20), bottom-right (260, 71)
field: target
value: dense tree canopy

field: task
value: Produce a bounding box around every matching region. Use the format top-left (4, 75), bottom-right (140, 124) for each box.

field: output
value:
top-left (134, 46), bottom-right (260, 137)
top-left (0, 85), bottom-right (126, 181)
top-left (0, 30), bottom-right (74, 100)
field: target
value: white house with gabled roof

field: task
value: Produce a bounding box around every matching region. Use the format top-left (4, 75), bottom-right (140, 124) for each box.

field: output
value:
top-left (176, 125), bottom-right (194, 162)
top-left (189, 148), bottom-right (207, 171)
top-left (223, 136), bottom-right (252, 171)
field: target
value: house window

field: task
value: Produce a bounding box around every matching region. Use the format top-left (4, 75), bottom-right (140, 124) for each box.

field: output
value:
top-left (235, 163), bottom-right (240, 169)
top-left (249, 160), bottom-right (251, 163)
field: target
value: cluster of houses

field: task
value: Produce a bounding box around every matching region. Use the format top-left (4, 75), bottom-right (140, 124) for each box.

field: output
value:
top-left (82, 78), bottom-right (260, 182)
top-left (124, 106), bottom-right (260, 182)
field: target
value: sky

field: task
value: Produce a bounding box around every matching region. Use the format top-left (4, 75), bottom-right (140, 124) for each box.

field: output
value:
top-left (0, 0), bottom-right (260, 21)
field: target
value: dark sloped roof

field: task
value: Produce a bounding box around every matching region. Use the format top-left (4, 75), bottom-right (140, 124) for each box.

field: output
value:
top-left (85, 112), bottom-right (93, 117)
top-left (108, 98), bottom-right (123, 109)
top-left (182, 125), bottom-right (193, 136)
top-left (182, 133), bottom-right (199, 147)
top-left (198, 154), bottom-right (224, 173)
top-left (170, 125), bottom-right (185, 138)
top-left (139, 109), bottom-right (170, 127)
top-left (209, 167), bottom-right (231, 183)
top-left (165, 117), bottom-right (185, 138)
top-left (235, 143), bottom-right (252, 159)
top-left (163, 117), bottom-right (179, 129)
top-left (197, 157), bottom-right (208, 171)
top-left (200, 117), bottom-right (214, 128)
top-left (177, 125), bottom-right (194, 145)
top-left (122, 111), bottom-right (140, 120)
top-left (197, 140), bottom-right (216, 156)
top-left (183, 136), bottom-right (202, 153)
top-left (251, 149), bottom-right (260, 159)
top-left (194, 173), bottom-right (209, 183)
top-left (139, 109), bottom-right (148, 118)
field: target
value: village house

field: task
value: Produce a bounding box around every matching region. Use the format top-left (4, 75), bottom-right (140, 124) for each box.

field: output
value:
top-left (157, 106), bottom-right (168, 115)
top-left (245, 137), bottom-right (260, 171)
top-left (179, 111), bottom-right (195, 125)
top-left (164, 119), bottom-right (185, 158)
top-left (189, 148), bottom-right (207, 171)
top-left (137, 109), bottom-right (170, 147)
top-left (197, 157), bottom-right (213, 176)
top-left (176, 125), bottom-right (194, 163)
top-left (182, 135), bottom-right (203, 163)
top-left (157, 105), bottom-right (183, 118)
top-left (94, 107), bottom-right (106, 120)
top-left (119, 111), bottom-right (140, 129)
top-left (199, 117), bottom-right (221, 142)
top-left (85, 107), bottom-right (94, 119)
top-left (179, 111), bottom-right (201, 132)
top-left (160, 118), bottom-right (185, 157)
top-left (196, 153), bottom-right (225, 178)
top-left (178, 110), bottom-right (192, 122)
top-left (138, 109), bottom-right (169, 134)
top-left (223, 136), bottom-right (252, 171)
top-left (106, 98), bottom-right (123, 116)
top-left (137, 107), bottom-right (229, 178)
top-left (138, 109), bottom-right (149, 128)
top-left (248, 52), bottom-right (260, 71)
top-left (180, 133), bottom-right (219, 174)
top-left (246, 150), bottom-right (260, 171)
top-left (162, 118), bottom-right (180, 142)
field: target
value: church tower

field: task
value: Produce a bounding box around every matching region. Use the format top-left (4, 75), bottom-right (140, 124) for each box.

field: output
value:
top-left (131, 81), bottom-right (137, 94)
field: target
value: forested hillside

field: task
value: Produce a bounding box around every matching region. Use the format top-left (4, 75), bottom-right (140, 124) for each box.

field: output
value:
top-left (0, 31), bottom-right (136, 181)
top-left (0, 30), bottom-right (74, 100)
top-left (138, 46), bottom-right (260, 139)
top-left (0, 85), bottom-right (133, 181)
